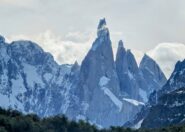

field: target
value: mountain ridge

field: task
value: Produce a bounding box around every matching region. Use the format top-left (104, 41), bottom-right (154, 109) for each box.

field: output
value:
top-left (0, 19), bottom-right (167, 128)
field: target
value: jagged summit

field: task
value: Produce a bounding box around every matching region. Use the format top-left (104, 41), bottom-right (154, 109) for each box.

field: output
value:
top-left (98, 18), bottom-right (106, 29)
top-left (139, 53), bottom-right (167, 93)
top-left (71, 60), bottom-right (80, 72)
top-left (74, 60), bottom-right (79, 66)
top-left (0, 35), bottom-right (5, 43)
top-left (91, 18), bottom-right (111, 51)
top-left (97, 18), bottom-right (109, 37)
top-left (160, 59), bottom-right (185, 94)
top-left (116, 40), bottom-right (126, 56)
top-left (140, 54), bottom-right (165, 76)
top-left (140, 54), bottom-right (160, 70)
top-left (126, 49), bottom-right (139, 72)
top-left (140, 54), bottom-right (152, 64)
top-left (174, 59), bottom-right (185, 72)
top-left (127, 49), bottom-right (132, 54)
top-left (115, 40), bottom-right (141, 100)
top-left (10, 40), bottom-right (44, 51)
top-left (116, 40), bottom-right (126, 60)
top-left (118, 40), bottom-right (124, 48)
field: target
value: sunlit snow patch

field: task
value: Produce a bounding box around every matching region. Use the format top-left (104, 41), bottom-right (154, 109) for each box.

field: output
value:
top-left (139, 88), bottom-right (148, 102)
top-left (99, 76), bottom-right (122, 111)
top-left (123, 98), bottom-right (145, 106)
top-left (133, 119), bottom-right (144, 129)
top-left (128, 71), bottom-right (134, 79)
top-left (99, 76), bottom-right (110, 87)
top-left (101, 87), bottom-right (122, 111)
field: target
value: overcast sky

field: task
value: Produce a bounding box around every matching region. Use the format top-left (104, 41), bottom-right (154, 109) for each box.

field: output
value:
top-left (0, 0), bottom-right (185, 78)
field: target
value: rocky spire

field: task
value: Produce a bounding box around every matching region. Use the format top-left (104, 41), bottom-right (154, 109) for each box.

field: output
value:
top-left (126, 49), bottom-right (139, 74)
top-left (116, 40), bottom-right (127, 74)
top-left (91, 18), bottom-right (111, 51)
top-left (140, 54), bottom-right (154, 68)
top-left (116, 41), bottom-right (140, 100)
top-left (97, 18), bottom-right (109, 37)
top-left (80, 18), bottom-right (117, 93)
top-left (75, 19), bottom-right (123, 127)
top-left (118, 40), bottom-right (124, 48)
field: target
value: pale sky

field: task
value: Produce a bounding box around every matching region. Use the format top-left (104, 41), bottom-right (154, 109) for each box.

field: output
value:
top-left (0, 0), bottom-right (185, 78)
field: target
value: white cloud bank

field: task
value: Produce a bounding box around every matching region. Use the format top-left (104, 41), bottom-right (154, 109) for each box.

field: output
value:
top-left (147, 43), bottom-right (185, 78)
top-left (7, 30), bottom-right (94, 64)
top-left (6, 32), bottom-right (185, 79)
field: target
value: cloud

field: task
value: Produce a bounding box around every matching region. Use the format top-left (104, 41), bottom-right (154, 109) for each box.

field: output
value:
top-left (147, 43), bottom-right (185, 78)
top-left (65, 31), bottom-right (94, 43)
top-left (2, 0), bottom-right (185, 52)
top-left (6, 31), bottom-right (185, 79)
top-left (6, 30), bottom-right (94, 64)
top-left (131, 50), bottom-right (144, 65)
top-left (0, 0), bottom-right (37, 7)
top-left (6, 29), bottom-right (125, 65)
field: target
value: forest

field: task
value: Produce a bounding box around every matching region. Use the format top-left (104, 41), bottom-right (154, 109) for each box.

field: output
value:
top-left (0, 108), bottom-right (184, 132)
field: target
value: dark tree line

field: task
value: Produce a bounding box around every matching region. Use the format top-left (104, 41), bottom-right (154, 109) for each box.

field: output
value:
top-left (0, 108), bottom-right (185, 132)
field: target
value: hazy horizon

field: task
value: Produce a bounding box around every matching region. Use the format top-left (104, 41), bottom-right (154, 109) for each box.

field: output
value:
top-left (0, 0), bottom-right (185, 77)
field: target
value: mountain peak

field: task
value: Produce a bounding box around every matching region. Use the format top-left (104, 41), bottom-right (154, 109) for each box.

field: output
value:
top-left (116, 40), bottom-right (125, 55)
top-left (161, 59), bottom-right (185, 94)
top-left (71, 61), bottom-right (80, 73)
top-left (0, 35), bottom-right (5, 43)
top-left (140, 54), bottom-right (154, 67)
top-left (118, 40), bottom-right (124, 48)
top-left (143, 53), bottom-right (151, 59)
top-left (174, 59), bottom-right (185, 72)
top-left (140, 53), bottom-right (167, 91)
top-left (97, 18), bottom-right (109, 37)
top-left (74, 60), bottom-right (79, 66)
top-left (127, 49), bottom-right (132, 54)
top-left (98, 18), bottom-right (106, 29)
top-left (91, 18), bottom-right (111, 51)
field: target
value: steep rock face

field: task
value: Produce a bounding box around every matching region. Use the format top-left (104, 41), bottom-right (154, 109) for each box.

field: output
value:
top-left (78, 18), bottom-right (120, 99)
top-left (67, 19), bottom-right (144, 128)
top-left (160, 60), bottom-right (185, 94)
top-left (115, 40), bottom-right (140, 100)
top-left (139, 54), bottom-right (167, 99)
top-left (74, 19), bottom-right (124, 127)
top-left (115, 43), bottom-right (166, 102)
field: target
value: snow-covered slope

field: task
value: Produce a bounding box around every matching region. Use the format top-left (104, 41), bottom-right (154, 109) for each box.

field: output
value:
top-left (0, 35), bottom-right (76, 116)
top-left (142, 87), bottom-right (185, 128)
